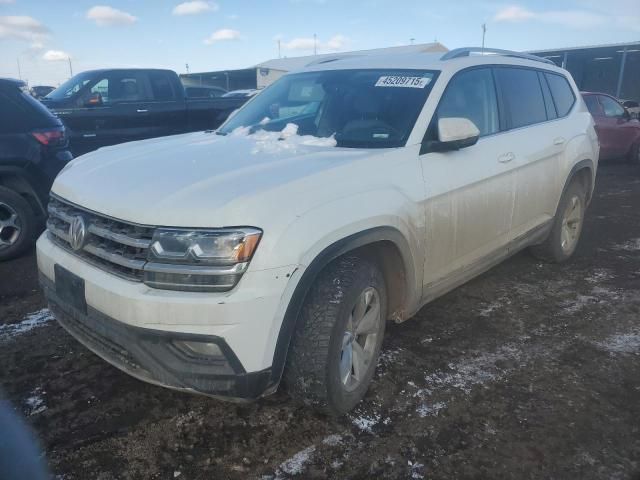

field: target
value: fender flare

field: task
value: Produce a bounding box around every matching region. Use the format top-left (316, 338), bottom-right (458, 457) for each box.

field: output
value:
top-left (268, 226), bottom-right (416, 387)
top-left (561, 159), bottom-right (596, 208)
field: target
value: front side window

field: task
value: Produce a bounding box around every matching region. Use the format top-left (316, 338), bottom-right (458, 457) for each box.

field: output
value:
top-left (45, 72), bottom-right (94, 100)
top-left (496, 67), bottom-right (547, 129)
top-left (545, 73), bottom-right (575, 117)
top-left (599, 95), bottom-right (625, 118)
top-left (218, 69), bottom-right (438, 148)
top-left (437, 68), bottom-right (499, 136)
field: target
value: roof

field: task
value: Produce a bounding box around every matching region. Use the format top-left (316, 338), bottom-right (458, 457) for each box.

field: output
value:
top-left (255, 42), bottom-right (448, 72)
top-left (0, 78), bottom-right (26, 89)
top-left (265, 48), bottom-right (566, 75)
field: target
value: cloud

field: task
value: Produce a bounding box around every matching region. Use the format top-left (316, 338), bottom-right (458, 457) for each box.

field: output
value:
top-left (172, 1), bottom-right (218, 16)
top-left (43, 49), bottom-right (70, 61)
top-left (86, 5), bottom-right (137, 26)
top-left (493, 5), bottom-right (606, 29)
top-left (204, 28), bottom-right (241, 45)
top-left (281, 34), bottom-right (348, 52)
top-left (0, 15), bottom-right (49, 43)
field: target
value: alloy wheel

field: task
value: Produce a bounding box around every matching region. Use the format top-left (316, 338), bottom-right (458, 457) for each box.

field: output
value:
top-left (0, 202), bottom-right (21, 250)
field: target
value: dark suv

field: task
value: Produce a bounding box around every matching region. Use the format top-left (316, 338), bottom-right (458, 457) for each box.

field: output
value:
top-left (0, 78), bottom-right (73, 260)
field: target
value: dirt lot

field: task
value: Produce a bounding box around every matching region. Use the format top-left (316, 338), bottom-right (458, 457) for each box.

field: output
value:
top-left (1, 163), bottom-right (639, 480)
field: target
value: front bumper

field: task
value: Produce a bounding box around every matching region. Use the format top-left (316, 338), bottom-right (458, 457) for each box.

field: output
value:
top-left (41, 275), bottom-right (271, 400)
top-left (36, 233), bottom-right (300, 400)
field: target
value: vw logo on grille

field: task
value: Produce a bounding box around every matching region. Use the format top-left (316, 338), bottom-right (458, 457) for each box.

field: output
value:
top-left (68, 215), bottom-right (88, 251)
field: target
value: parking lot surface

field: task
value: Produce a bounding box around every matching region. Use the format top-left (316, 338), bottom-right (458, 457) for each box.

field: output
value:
top-left (1, 164), bottom-right (639, 480)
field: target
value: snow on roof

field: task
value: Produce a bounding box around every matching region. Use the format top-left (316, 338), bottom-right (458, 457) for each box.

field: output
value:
top-left (255, 42), bottom-right (448, 72)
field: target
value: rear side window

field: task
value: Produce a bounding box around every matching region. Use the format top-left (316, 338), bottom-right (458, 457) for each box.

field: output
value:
top-left (496, 67), bottom-right (547, 129)
top-left (538, 72), bottom-right (557, 120)
top-left (545, 73), bottom-right (575, 117)
top-left (583, 95), bottom-right (602, 116)
top-left (149, 72), bottom-right (176, 101)
top-left (437, 68), bottom-right (499, 136)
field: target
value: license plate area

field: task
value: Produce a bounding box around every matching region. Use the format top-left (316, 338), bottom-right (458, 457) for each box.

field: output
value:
top-left (55, 264), bottom-right (87, 315)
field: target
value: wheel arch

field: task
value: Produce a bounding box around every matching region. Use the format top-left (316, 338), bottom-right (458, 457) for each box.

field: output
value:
top-left (268, 226), bottom-right (417, 387)
top-left (563, 159), bottom-right (596, 207)
top-left (0, 167), bottom-right (47, 217)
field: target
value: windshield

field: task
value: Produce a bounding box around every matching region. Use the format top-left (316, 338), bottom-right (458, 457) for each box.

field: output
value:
top-left (218, 69), bottom-right (437, 148)
top-left (45, 71), bottom-right (95, 100)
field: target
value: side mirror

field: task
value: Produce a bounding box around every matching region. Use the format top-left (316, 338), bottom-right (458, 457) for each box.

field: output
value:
top-left (431, 117), bottom-right (480, 152)
top-left (84, 92), bottom-right (103, 107)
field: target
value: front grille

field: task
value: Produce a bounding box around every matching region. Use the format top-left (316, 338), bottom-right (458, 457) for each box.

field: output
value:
top-left (47, 196), bottom-right (154, 281)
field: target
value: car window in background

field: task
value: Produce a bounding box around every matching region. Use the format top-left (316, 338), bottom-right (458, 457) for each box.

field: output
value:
top-left (45, 71), bottom-right (94, 100)
top-left (218, 69), bottom-right (438, 148)
top-left (437, 68), bottom-right (499, 136)
top-left (545, 73), bottom-right (575, 117)
top-left (583, 95), bottom-right (602, 116)
top-left (90, 78), bottom-right (109, 103)
top-left (598, 95), bottom-right (625, 118)
top-left (496, 67), bottom-right (547, 129)
top-left (149, 72), bottom-right (176, 101)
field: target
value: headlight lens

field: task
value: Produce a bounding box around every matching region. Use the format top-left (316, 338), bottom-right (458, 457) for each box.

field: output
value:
top-left (143, 228), bottom-right (262, 292)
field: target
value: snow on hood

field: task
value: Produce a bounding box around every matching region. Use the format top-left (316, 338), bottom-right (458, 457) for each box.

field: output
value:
top-left (52, 126), bottom-right (367, 228)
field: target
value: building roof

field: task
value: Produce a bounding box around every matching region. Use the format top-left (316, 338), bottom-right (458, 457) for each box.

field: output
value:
top-left (527, 41), bottom-right (640, 54)
top-left (255, 42), bottom-right (448, 72)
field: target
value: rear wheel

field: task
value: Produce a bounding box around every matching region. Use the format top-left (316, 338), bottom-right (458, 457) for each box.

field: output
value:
top-left (530, 180), bottom-right (586, 263)
top-left (0, 186), bottom-right (36, 261)
top-left (284, 256), bottom-right (387, 415)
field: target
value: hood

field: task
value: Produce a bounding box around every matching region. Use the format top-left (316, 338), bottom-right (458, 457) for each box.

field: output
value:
top-left (52, 130), bottom-right (373, 227)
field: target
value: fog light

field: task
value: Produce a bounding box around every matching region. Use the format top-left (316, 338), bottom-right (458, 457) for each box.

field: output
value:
top-left (173, 340), bottom-right (223, 358)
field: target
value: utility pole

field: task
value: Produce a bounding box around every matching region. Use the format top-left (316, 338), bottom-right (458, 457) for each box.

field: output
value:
top-left (68, 57), bottom-right (73, 77)
top-left (16, 57), bottom-right (22, 80)
top-left (313, 33), bottom-right (317, 55)
top-left (185, 63), bottom-right (190, 73)
top-left (410, 37), bottom-right (415, 45)
top-left (481, 23), bottom-right (487, 53)
top-left (278, 39), bottom-right (281, 59)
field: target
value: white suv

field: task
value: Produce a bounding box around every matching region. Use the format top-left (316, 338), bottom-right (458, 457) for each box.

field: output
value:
top-left (37, 48), bottom-right (599, 414)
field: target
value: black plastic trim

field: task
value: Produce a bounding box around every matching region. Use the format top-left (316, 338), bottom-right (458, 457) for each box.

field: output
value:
top-left (268, 226), bottom-right (415, 386)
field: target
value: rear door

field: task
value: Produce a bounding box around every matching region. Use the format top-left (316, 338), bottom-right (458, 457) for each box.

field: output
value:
top-left (494, 67), bottom-right (566, 240)
top-left (141, 71), bottom-right (187, 138)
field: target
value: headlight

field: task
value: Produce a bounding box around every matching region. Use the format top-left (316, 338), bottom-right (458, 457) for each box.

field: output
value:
top-left (143, 228), bottom-right (262, 292)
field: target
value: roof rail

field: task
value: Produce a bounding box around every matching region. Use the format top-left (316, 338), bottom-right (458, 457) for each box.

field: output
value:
top-left (305, 54), bottom-right (364, 67)
top-left (441, 47), bottom-right (556, 66)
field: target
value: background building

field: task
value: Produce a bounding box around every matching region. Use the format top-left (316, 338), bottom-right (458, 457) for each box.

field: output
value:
top-left (180, 42), bottom-right (448, 91)
top-left (529, 41), bottom-right (640, 102)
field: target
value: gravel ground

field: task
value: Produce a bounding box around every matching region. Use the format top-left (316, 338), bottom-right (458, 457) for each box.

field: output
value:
top-left (1, 163), bottom-right (639, 480)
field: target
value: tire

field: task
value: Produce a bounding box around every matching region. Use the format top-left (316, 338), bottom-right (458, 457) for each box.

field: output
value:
top-left (284, 255), bottom-right (387, 415)
top-left (0, 186), bottom-right (37, 261)
top-left (530, 180), bottom-right (586, 263)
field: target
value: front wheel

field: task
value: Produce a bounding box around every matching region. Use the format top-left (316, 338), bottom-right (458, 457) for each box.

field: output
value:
top-left (284, 256), bottom-right (387, 415)
top-left (530, 180), bottom-right (586, 263)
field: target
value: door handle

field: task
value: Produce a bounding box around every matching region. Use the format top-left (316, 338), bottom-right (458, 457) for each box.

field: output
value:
top-left (553, 137), bottom-right (566, 145)
top-left (498, 152), bottom-right (515, 163)
top-left (82, 133), bottom-right (97, 138)
top-left (136, 109), bottom-right (148, 113)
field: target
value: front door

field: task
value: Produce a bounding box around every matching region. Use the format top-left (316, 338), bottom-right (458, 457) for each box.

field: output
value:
top-left (419, 68), bottom-right (516, 291)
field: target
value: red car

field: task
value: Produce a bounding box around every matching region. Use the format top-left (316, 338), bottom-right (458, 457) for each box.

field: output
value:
top-left (582, 92), bottom-right (640, 163)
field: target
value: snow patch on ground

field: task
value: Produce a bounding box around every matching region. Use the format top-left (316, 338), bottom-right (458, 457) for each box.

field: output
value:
top-left (231, 123), bottom-right (337, 155)
top-left (585, 269), bottom-right (614, 284)
top-left (322, 434), bottom-right (343, 446)
top-left (275, 445), bottom-right (316, 478)
top-left (351, 412), bottom-right (381, 433)
top-left (416, 401), bottom-right (446, 418)
top-left (612, 238), bottom-right (640, 251)
top-left (0, 309), bottom-right (54, 342)
top-left (377, 348), bottom-right (403, 367)
top-left (25, 387), bottom-right (47, 416)
top-left (478, 301), bottom-right (503, 317)
top-left (597, 330), bottom-right (640, 355)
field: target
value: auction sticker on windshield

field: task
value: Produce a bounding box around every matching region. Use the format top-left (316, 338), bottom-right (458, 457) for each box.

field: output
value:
top-left (375, 76), bottom-right (431, 88)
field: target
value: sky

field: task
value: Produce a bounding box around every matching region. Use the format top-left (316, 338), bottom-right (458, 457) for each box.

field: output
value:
top-left (0, 0), bottom-right (638, 86)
